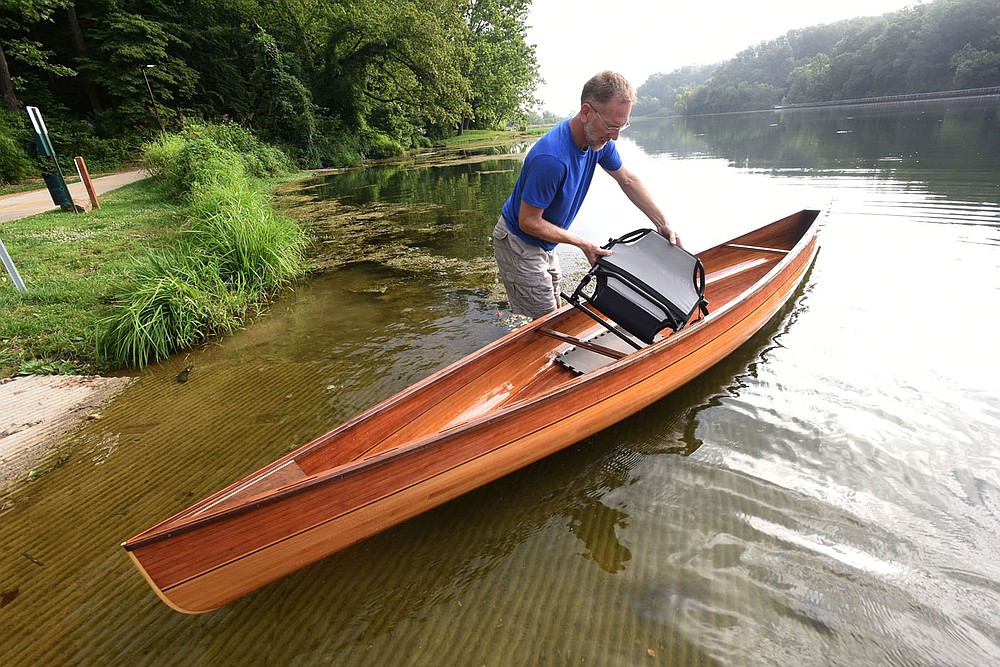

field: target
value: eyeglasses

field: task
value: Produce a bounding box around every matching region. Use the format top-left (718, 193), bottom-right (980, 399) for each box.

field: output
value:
top-left (591, 105), bottom-right (630, 133)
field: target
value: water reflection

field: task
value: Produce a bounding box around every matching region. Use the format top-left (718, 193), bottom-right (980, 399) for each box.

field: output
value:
top-left (630, 98), bottom-right (1000, 205)
top-left (275, 158), bottom-right (518, 281)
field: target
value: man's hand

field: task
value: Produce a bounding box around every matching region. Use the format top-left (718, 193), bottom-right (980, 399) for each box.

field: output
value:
top-left (518, 200), bottom-right (613, 265)
top-left (579, 240), bottom-right (612, 266)
top-left (657, 224), bottom-right (681, 247)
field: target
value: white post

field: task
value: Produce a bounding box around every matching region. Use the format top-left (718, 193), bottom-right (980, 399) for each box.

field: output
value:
top-left (0, 238), bottom-right (26, 292)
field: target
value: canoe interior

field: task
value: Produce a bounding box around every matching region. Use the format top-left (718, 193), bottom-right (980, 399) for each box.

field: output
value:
top-left (124, 209), bottom-right (819, 543)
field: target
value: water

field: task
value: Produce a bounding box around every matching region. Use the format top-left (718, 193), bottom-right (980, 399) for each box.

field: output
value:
top-left (1, 99), bottom-right (998, 666)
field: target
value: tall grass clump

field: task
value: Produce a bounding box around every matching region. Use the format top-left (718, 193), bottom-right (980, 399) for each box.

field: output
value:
top-left (142, 122), bottom-right (292, 197)
top-left (99, 123), bottom-right (307, 368)
top-left (185, 180), bottom-right (307, 295)
top-left (99, 249), bottom-right (242, 368)
top-left (142, 134), bottom-right (242, 197)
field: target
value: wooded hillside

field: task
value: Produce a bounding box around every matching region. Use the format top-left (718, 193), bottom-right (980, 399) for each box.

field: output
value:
top-left (637, 0), bottom-right (1000, 116)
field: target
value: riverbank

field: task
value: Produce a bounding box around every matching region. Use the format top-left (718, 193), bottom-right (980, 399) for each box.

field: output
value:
top-left (1, 172), bottom-right (152, 491)
top-left (773, 85), bottom-right (1000, 109)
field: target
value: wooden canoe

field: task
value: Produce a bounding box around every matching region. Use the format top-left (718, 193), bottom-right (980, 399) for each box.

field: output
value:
top-left (123, 208), bottom-right (822, 613)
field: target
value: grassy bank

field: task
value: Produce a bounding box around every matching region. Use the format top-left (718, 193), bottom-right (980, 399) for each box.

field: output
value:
top-left (1, 179), bottom-right (194, 375)
top-left (438, 128), bottom-right (546, 149)
top-left (0, 124), bottom-right (309, 377)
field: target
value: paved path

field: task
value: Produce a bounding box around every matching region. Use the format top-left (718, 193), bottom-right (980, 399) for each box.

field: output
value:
top-left (0, 170), bottom-right (147, 223)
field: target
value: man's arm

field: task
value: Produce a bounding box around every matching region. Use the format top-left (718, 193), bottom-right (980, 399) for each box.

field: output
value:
top-left (517, 200), bottom-right (611, 266)
top-left (605, 165), bottom-right (680, 245)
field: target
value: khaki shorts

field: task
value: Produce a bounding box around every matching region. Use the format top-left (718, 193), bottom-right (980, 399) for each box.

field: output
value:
top-left (492, 217), bottom-right (561, 319)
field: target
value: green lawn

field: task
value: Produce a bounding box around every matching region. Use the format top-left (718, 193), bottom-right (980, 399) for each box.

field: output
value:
top-left (0, 179), bottom-right (185, 375)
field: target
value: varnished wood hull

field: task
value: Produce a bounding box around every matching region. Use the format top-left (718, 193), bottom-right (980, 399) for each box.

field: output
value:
top-left (123, 209), bottom-right (822, 613)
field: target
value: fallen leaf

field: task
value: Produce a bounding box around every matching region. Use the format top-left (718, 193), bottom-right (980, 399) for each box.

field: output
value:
top-left (1, 588), bottom-right (19, 607)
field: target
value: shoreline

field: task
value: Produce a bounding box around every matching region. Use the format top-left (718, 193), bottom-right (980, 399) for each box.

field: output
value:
top-left (0, 375), bottom-right (134, 491)
top-left (0, 138), bottom-right (534, 495)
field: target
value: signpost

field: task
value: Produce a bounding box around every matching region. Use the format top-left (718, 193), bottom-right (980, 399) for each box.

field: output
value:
top-left (4, 104), bottom-right (77, 292)
top-left (74, 156), bottom-right (101, 210)
top-left (25, 105), bottom-right (77, 211)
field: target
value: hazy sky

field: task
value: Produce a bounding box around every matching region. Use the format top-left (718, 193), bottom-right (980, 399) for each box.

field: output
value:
top-left (526, 0), bottom-right (925, 114)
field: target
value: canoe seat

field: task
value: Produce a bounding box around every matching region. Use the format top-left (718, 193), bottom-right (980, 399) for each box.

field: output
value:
top-left (562, 229), bottom-right (709, 349)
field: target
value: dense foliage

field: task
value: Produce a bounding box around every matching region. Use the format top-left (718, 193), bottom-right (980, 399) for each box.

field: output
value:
top-left (0, 0), bottom-right (539, 182)
top-left (638, 0), bottom-right (1000, 116)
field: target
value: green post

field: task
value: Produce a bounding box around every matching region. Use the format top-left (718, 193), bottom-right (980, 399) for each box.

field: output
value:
top-left (25, 105), bottom-right (77, 211)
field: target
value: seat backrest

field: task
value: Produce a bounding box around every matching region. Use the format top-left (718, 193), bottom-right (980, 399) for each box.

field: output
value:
top-left (575, 229), bottom-right (708, 344)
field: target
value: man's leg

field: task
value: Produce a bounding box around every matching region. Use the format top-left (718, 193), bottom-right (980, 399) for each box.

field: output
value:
top-left (492, 217), bottom-right (561, 319)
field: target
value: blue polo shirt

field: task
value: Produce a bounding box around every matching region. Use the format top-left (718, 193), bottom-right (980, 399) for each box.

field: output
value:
top-left (501, 119), bottom-right (623, 251)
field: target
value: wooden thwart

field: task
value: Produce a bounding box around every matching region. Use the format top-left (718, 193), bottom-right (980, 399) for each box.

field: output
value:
top-left (537, 328), bottom-right (628, 360)
top-left (706, 257), bottom-right (769, 285)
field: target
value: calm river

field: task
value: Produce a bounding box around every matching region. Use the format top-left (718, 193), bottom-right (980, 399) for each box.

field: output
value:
top-left (2, 99), bottom-right (998, 666)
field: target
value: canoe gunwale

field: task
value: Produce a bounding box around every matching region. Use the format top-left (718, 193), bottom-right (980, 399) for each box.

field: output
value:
top-left (123, 209), bottom-right (822, 556)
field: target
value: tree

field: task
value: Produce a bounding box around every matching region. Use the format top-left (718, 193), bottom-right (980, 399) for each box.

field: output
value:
top-left (462, 0), bottom-right (539, 129)
top-left (677, 37), bottom-right (793, 113)
top-left (64, 5), bottom-right (101, 114)
top-left (249, 27), bottom-right (317, 161)
top-left (785, 54), bottom-right (832, 104)
top-left (318, 0), bottom-right (472, 143)
top-left (71, 3), bottom-right (199, 131)
top-left (0, 0), bottom-right (74, 112)
top-left (1, 0), bottom-right (541, 166)
top-left (952, 43), bottom-right (1000, 86)
top-left (635, 65), bottom-right (716, 116)
top-left (0, 40), bottom-right (16, 111)
top-left (658, 0), bottom-right (1000, 114)
top-left (906, 0), bottom-right (1000, 89)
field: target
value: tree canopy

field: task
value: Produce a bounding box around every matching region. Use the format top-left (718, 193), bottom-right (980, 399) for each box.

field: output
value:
top-left (0, 0), bottom-right (540, 176)
top-left (637, 0), bottom-right (1000, 116)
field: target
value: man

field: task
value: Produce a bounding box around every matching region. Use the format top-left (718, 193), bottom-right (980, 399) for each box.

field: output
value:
top-left (493, 70), bottom-right (679, 319)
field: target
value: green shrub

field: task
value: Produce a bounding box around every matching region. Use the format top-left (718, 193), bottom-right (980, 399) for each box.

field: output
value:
top-left (362, 131), bottom-right (404, 160)
top-left (204, 122), bottom-right (293, 176)
top-left (142, 122), bottom-right (295, 196)
top-left (308, 115), bottom-right (364, 168)
top-left (0, 110), bottom-right (33, 185)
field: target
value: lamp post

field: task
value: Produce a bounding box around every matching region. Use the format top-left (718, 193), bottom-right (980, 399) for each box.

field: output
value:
top-left (140, 64), bottom-right (165, 132)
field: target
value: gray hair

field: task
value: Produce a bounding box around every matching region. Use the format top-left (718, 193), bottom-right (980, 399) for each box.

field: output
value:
top-left (581, 71), bottom-right (636, 107)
